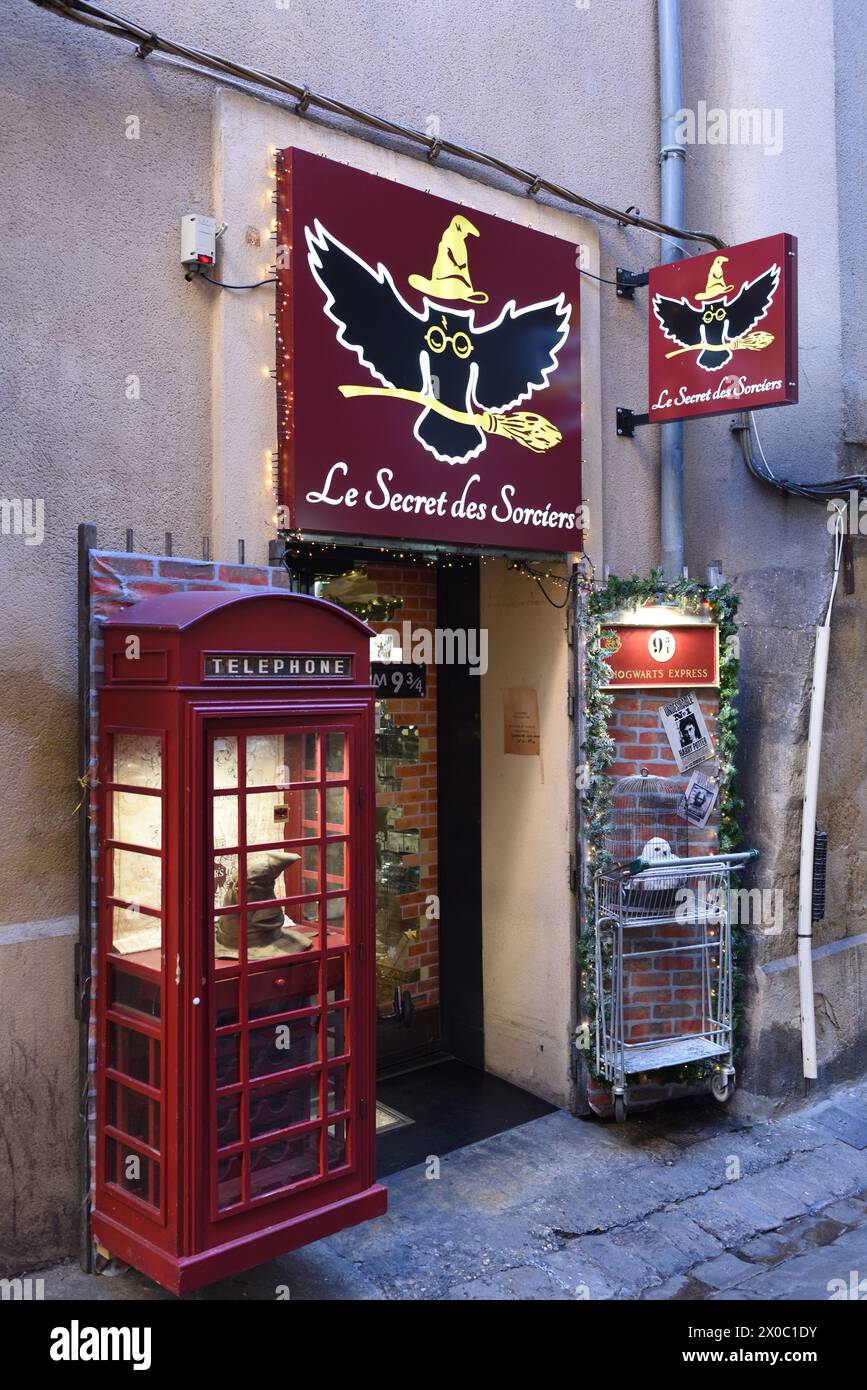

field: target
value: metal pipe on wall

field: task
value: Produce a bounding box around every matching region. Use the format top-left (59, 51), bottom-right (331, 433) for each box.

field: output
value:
top-left (658, 0), bottom-right (686, 577)
top-left (797, 510), bottom-right (845, 1085)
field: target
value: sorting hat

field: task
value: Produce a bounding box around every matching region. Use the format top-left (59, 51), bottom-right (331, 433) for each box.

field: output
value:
top-left (408, 215), bottom-right (489, 304)
top-left (216, 850), bottom-right (314, 960)
top-left (694, 254), bottom-right (734, 302)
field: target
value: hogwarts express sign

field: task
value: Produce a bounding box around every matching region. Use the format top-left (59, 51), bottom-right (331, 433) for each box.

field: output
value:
top-left (275, 148), bottom-right (582, 552)
top-left (648, 233), bottom-right (797, 424)
top-left (599, 622), bottom-right (719, 689)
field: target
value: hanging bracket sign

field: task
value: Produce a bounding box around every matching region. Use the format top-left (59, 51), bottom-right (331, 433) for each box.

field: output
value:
top-left (647, 232), bottom-right (798, 424)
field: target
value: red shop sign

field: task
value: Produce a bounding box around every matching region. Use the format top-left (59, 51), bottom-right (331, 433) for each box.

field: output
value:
top-left (599, 621), bottom-right (719, 689)
top-left (276, 148), bottom-right (582, 552)
top-left (648, 233), bottom-right (797, 424)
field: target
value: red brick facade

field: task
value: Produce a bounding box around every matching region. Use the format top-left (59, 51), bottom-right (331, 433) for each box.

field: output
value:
top-left (588, 685), bottom-right (721, 1116)
top-left (366, 564), bottom-right (440, 1022)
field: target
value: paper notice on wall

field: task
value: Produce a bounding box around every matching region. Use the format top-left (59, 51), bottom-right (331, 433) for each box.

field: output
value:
top-left (684, 769), bottom-right (718, 826)
top-left (503, 687), bottom-right (540, 755)
top-left (659, 691), bottom-right (713, 773)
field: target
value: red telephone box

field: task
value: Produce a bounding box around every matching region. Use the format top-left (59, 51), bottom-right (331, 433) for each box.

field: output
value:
top-left (92, 589), bottom-right (386, 1294)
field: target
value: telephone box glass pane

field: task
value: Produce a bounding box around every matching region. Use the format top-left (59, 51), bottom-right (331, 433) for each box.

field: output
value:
top-left (106, 1138), bottom-right (160, 1208)
top-left (212, 796), bottom-right (239, 850)
top-left (325, 732), bottom-right (347, 779)
top-left (249, 1073), bottom-right (320, 1138)
top-left (242, 849), bottom-right (303, 900)
top-left (215, 1033), bottom-right (240, 1088)
top-left (248, 1015), bottom-right (319, 1078)
top-left (113, 734), bottom-right (162, 789)
top-left (325, 951), bottom-right (349, 1003)
top-left (213, 855), bottom-right (239, 909)
top-left (216, 1094), bottom-right (241, 1149)
top-left (247, 962), bottom-right (318, 1020)
top-left (327, 1120), bottom-right (348, 1170)
top-left (216, 1154), bottom-right (243, 1210)
top-left (111, 904), bottom-right (162, 956)
top-left (110, 967), bottom-right (161, 1019)
top-left (303, 789), bottom-right (320, 836)
top-left (327, 1008), bottom-right (349, 1060)
top-left (325, 896), bottom-right (348, 946)
top-left (108, 1024), bottom-right (160, 1086)
top-left (112, 791), bottom-right (162, 849)
top-left (215, 976), bottom-right (240, 1027)
top-left (246, 732), bottom-right (318, 788)
top-left (326, 840), bottom-right (347, 887)
top-left (327, 1067), bottom-right (347, 1114)
top-left (213, 736), bottom-right (238, 789)
top-left (325, 786), bottom-right (348, 832)
top-left (289, 898), bottom-right (320, 940)
top-left (299, 844), bottom-right (320, 893)
top-left (113, 848), bottom-right (161, 913)
top-left (107, 1081), bottom-right (160, 1148)
top-left (250, 1131), bottom-right (320, 1197)
top-left (246, 791), bottom-right (311, 847)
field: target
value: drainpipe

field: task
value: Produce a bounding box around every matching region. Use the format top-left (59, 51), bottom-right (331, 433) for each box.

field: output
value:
top-left (658, 0), bottom-right (685, 577)
top-left (797, 509), bottom-right (845, 1087)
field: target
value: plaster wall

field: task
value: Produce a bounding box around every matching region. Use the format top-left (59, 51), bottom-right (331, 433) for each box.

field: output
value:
top-left (480, 560), bottom-right (575, 1107)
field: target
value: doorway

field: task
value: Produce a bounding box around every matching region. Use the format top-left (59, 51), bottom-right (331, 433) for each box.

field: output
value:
top-left (292, 546), bottom-right (554, 1172)
top-left (361, 556), bottom-right (484, 1072)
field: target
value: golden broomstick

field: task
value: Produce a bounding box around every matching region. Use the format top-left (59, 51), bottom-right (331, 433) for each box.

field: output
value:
top-left (339, 385), bottom-right (562, 453)
top-left (664, 330), bottom-right (775, 360)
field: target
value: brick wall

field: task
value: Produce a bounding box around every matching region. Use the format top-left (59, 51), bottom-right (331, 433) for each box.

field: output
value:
top-left (366, 563), bottom-right (439, 1021)
top-left (588, 686), bottom-right (722, 1116)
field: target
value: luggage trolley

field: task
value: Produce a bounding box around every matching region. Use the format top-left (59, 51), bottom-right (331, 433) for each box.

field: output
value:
top-left (591, 770), bottom-right (758, 1121)
top-left (594, 850), bottom-right (759, 1121)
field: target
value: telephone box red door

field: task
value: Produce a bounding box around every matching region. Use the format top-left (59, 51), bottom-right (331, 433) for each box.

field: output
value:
top-left (93, 589), bottom-right (386, 1294)
top-left (199, 711), bottom-right (367, 1245)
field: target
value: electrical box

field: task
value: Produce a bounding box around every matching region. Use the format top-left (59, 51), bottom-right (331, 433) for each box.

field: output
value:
top-left (93, 589), bottom-right (385, 1294)
top-left (181, 213), bottom-right (216, 266)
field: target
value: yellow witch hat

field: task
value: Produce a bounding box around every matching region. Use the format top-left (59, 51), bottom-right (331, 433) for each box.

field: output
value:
top-left (695, 254), bottom-right (735, 302)
top-left (409, 215), bottom-right (489, 304)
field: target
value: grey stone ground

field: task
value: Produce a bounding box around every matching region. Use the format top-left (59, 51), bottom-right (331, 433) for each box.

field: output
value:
top-left (32, 1080), bottom-right (867, 1301)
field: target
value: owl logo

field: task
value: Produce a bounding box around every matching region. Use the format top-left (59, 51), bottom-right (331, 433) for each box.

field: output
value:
top-left (652, 254), bottom-right (780, 373)
top-left (306, 215), bottom-right (571, 465)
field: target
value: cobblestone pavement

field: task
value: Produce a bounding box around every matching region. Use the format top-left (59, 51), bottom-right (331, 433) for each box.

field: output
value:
top-left (32, 1081), bottom-right (867, 1301)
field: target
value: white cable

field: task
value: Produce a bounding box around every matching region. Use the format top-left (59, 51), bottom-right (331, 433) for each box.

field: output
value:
top-left (796, 508), bottom-right (844, 1084)
top-left (825, 503), bottom-right (845, 623)
top-left (747, 411), bottom-right (777, 481)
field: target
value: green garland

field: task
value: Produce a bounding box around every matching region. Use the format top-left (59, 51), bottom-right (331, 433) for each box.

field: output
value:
top-left (576, 569), bottom-right (743, 1088)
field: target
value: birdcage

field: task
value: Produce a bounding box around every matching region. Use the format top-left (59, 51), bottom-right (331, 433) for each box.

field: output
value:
top-left (605, 768), bottom-right (688, 918)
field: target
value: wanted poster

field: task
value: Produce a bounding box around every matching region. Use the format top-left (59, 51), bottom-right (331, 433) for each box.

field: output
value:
top-left (659, 692), bottom-right (714, 773)
top-left (684, 769), bottom-right (719, 827)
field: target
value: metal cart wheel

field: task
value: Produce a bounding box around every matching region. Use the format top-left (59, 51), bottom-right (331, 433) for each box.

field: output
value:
top-left (614, 1094), bottom-right (627, 1124)
top-left (710, 1068), bottom-right (735, 1104)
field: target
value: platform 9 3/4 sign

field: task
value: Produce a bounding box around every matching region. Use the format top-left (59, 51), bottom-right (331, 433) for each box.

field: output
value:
top-left (599, 622), bottom-right (719, 689)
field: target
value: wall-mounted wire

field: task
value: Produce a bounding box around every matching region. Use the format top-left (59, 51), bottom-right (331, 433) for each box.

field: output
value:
top-left (735, 411), bottom-right (867, 503)
top-left (28, 0), bottom-right (725, 255)
top-left (186, 270), bottom-right (278, 289)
